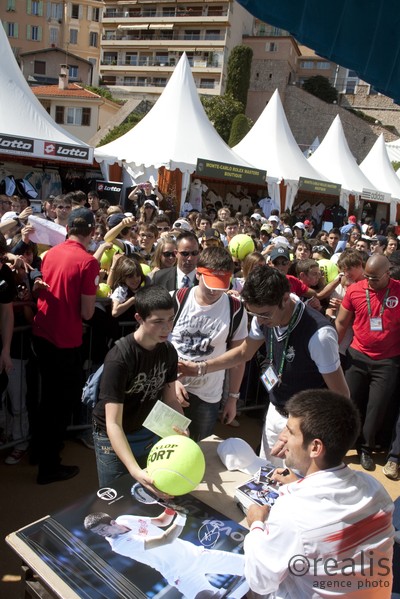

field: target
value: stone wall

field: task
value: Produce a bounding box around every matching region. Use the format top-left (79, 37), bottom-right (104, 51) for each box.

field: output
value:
top-left (283, 85), bottom-right (398, 163)
top-left (340, 84), bottom-right (400, 134)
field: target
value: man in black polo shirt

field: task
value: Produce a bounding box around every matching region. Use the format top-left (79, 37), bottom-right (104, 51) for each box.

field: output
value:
top-left (179, 265), bottom-right (349, 464)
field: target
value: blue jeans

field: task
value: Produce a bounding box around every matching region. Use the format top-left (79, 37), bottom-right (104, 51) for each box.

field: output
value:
top-left (93, 425), bottom-right (159, 488)
top-left (184, 392), bottom-right (221, 442)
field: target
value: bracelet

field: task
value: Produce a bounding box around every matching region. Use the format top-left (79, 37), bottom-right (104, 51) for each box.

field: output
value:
top-left (164, 508), bottom-right (176, 515)
top-left (228, 392), bottom-right (240, 399)
top-left (197, 361), bottom-right (208, 376)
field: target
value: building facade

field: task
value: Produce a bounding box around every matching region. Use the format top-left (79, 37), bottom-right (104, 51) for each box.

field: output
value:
top-left (99, 0), bottom-right (253, 99)
top-left (1, 0), bottom-right (103, 85)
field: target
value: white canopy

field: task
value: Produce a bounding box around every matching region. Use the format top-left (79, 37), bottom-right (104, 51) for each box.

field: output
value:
top-left (232, 89), bottom-right (329, 210)
top-left (385, 138), bottom-right (400, 163)
top-left (94, 53), bottom-right (255, 175)
top-left (0, 21), bottom-right (93, 164)
top-left (308, 115), bottom-right (376, 195)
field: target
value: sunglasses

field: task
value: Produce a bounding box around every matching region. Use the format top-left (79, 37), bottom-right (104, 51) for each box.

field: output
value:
top-left (178, 250), bottom-right (200, 257)
top-left (313, 245), bottom-right (330, 256)
top-left (162, 251), bottom-right (176, 258)
top-left (56, 205), bottom-right (72, 210)
top-left (157, 226), bottom-right (170, 232)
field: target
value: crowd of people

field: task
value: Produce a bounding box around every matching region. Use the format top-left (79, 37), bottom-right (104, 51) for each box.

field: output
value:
top-left (0, 183), bottom-right (398, 595)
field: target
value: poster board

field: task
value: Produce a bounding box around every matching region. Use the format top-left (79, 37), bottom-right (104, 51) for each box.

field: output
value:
top-left (7, 474), bottom-right (248, 599)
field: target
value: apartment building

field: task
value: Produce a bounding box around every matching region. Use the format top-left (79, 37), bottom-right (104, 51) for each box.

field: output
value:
top-left (1, 0), bottom-right (103, 84)
top-left (99, 0), bottom-right (253, 99)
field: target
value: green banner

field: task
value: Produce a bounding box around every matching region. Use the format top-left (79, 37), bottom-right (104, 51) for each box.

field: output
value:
top-left (196, 158), bottom-right (266, 185)
top-left (299, 177), bottom-right (341, 196)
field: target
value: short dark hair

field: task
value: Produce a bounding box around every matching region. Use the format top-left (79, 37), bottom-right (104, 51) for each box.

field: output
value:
top-left (197, 246), bottom-right (234, 273)
top-left (286, 389), bottom-right (360, 468)
top-left (84, 512), bottom-right (112, 530)
top-left (296, 259), bottom-right (319, 276)
top-left (176, 231), bottom-right (199, 247)
top-left (241, 265), bottom-right (290, 307)
top-left (337, 249), bottom-right (364, 270)
top-left (135, 285), bottom-right (173, 319)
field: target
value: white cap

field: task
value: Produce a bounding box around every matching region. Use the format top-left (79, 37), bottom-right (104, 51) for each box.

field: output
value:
top-left (144, 199), bottom-right (157, 209)
top-left (270, 235), bottom-right (291, 248)
top-left (250, 213), bottom-right (262, 221)
top-left (173, 218), bottom-right (192, 231)
top-left (217, 437), bottom-right (267, 475)
top-left (268, 215), bottom-right (280, 223)
top-left (1, 211), bottom-right (18, 223)
top-left (293, 221), bottom-right (305, 230)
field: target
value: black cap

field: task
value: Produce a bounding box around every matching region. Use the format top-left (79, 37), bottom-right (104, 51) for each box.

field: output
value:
top-left (270, 246), bottom-right (290, 262)
top-left (67, 207), bottom-right (95, 229)
top-left (202, 228), bottom-right (220, 241)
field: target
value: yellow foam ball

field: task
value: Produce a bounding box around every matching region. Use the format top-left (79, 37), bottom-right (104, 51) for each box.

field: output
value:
top-left (229, 234), bottom-right (255, 261)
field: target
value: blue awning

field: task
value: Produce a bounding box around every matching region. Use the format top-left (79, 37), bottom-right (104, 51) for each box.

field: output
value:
top-left (237, 0), bottom-right (400, 102)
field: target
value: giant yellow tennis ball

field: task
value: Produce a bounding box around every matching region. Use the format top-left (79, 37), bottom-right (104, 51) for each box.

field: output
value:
top-left (96, 283), bottom-right (111, 298)
top-left (147, 436), bottom-right (206, 496)
top-left (100, 244), bottom-right (122, 269)
top-left (229, 234), bottom-right (255, 261)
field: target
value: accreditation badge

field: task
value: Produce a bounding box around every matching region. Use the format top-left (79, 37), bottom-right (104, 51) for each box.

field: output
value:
top-left (261, 365), bottom-right (279, 391)
top-left (369, 317), bottom-right (383, 331)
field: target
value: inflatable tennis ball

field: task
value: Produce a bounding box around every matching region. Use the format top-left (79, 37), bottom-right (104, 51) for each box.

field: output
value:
top-left (228, 234), bottom-right (255, 261)
top-left (96, 283), bottom-right (111, 298)
top-left (147, 435), bottom-right (206, 496)
top-left (140, 263), bottom-right (151, 277)
top-left (100, 244), bottom-right (122, 269)
top-left (317, 259), bottom-right (339, 283)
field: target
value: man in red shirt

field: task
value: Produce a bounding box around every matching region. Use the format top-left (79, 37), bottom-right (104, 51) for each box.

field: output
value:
top-left (33, 208), bottom-right (99, 484)
top-left (336, 254), bottom-right (400, 470)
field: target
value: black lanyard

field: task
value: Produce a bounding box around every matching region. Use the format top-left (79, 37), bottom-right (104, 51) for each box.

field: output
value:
top-left (365, 287), bottom-right (390, 318)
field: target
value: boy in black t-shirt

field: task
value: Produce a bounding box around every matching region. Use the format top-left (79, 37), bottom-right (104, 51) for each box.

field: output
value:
top-left (92, 285), bottom-right (185, 492)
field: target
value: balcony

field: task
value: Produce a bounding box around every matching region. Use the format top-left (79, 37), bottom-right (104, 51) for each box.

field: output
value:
top-left (103, 8), bottom-right (228, 19)
top-left (101, 31), bottom-right (225, 43)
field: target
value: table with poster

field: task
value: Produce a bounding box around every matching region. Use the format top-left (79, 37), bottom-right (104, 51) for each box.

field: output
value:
top-left (6, 436), bottom-right (251, 599)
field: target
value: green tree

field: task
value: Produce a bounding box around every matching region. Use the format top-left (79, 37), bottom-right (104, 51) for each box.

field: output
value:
top-left (302, 75), bottom-right (338, 103)
top-left (200, 95), bottom-right (244, 143)
top-left (228, 113), bottom-right (252, 147)
top-left (392, 161), bottom-right (400, 172)
top-left (225, 45), bottom-right (253, 109)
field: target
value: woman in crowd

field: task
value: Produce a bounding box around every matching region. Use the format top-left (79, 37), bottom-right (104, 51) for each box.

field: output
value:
top-left (149, 235), bottom-right (177, 275)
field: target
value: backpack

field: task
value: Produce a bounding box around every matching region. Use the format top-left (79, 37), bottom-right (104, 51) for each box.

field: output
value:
top-left (81, 336), bottom-right (131, 408)
top-left (172, 287), bottom-right (244, 346)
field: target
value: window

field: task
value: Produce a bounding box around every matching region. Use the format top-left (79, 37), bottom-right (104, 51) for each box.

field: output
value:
top-left (155, 52), bottom-right (168, 65)
top-left (205, 30), bottom-right (221, 40)
top-left (28, 25), bottom-right (42, 41)
top-left (68, 65), bottom-right (78, 79)
top-left (153, 77), bottom-right (167, 87)
top-left (34, 60), bottom-right (46, 74)
top-left (71, 4), bottom-right (79, 19)
top-left (199, 78), bottom-right (215, 89)
top-left (265, 42), bottom-right (277, 52)
top-left (48, 2), bottom-right (62, 19)
top-left (104, 52), bottom-right (118, 65)
top-left (162, 7), bottom-right (175, 16)
top-left (317, 61), bottom-right (331, 70)
top-left (49, 27), bottom-right (58, 44)
top-left (125, 53), bottom-right (137, 66)
top-left (6, 22), bottom-right (18, 37)
top-left (137, 77), bottom-right (148, 86)
top-left (124, 76), bottom-right (135, 85)
top-left (31, 1), bottom-right (41, 16)
top-left (184, 30), bottom-right (200, 40)
top-left (70, 29), bottom-right (78, 44)
top-left (55, 106), bottom-right (64, 124)
top-left (300, 60), bottom-right (314, 69)
top-left (67, 107), bottom-right (91, 126)
top-left (89, 32), bottom-right (98, 47)
top-left (6, 0), bottom-right (16, 11)
top-left (92, 7), bottom-right (100, 21)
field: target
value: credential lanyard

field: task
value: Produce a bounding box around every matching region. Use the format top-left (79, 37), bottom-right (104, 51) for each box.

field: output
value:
top-left (365, 287), bottom-right (389, 318)
top-left (268, 303), bottom-right (302, 380)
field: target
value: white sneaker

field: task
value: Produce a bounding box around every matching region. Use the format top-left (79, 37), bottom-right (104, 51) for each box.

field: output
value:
top-left (5, 448), bottom-right (27, 465)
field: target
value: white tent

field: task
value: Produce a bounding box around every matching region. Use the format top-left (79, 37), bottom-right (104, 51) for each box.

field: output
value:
top-left (360, 134), bottom-right (400, 222)
top-left (0, 21), bottom-right (93, 164)
top-left (232, 89), bottom-right (329, 210)
top-left (308, 115), bottom-right (377, 211)
top-left (385, 138), bottom-right (400, 163)
top-left (94, 54), bottom-right (255, 180)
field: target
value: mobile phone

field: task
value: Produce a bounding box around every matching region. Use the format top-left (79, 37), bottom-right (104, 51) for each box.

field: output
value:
top-left (30, 200), bottom-right (42, 214)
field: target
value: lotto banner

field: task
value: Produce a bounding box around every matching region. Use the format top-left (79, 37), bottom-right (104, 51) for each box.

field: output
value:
top-left (12, 475), bottom-right (248, 599)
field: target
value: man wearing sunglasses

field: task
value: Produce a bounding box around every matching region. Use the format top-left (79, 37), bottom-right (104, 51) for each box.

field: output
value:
top-left (180, 265), bottom-right (348, 464)
top-left (152, 231), bottom-right (200, 291)
top-left (336, 254), bottom-right (400, 472)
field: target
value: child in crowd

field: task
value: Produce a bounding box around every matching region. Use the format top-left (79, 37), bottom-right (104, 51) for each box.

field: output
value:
top-left (109, 255), bottom-right (146, 320)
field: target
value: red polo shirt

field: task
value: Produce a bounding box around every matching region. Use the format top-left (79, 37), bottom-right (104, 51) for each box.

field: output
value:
top-left (341, 277), bottom-right (400, 359)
